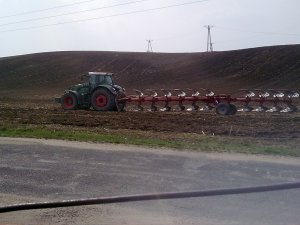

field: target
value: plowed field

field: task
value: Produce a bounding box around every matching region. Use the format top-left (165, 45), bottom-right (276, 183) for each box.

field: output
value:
top-left (1, 100), bottom-right (299, 139)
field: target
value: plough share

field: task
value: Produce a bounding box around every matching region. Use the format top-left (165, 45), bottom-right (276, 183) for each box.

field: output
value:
top-left (118, 88), bottom-right (299, 115)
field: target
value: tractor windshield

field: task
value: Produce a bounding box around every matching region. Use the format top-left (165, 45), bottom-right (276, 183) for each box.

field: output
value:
top-left (94, 75), bottom-right (113, 85)
top-left (104, 75), bottom-right (113, 85)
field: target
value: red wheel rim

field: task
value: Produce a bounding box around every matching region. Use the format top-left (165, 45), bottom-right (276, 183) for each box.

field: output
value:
top-left (95, 95), bottom-right (107, 107)
top-left (64, 96), bottom-right (73, 108)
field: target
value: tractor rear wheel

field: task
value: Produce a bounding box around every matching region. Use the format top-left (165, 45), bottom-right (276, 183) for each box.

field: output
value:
top-left (91, 88), bottom-right (116, 111)
top-left (216, 103), bottom-right (231, 115)
top-left (115, 91), bottom-right (126, 112)
top-left (61, 93), bottom-right (78, 110)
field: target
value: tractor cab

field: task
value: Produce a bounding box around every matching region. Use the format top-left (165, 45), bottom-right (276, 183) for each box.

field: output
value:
top-left (82, 72), bottom-right (114, 90)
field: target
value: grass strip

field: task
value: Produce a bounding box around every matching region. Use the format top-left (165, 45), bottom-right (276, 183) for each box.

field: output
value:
top-left (0, 125), bottom-right (299, 157)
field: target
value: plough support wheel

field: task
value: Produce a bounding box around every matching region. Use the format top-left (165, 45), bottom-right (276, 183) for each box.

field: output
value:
top-left (216, 103), bottom-right (231, 115)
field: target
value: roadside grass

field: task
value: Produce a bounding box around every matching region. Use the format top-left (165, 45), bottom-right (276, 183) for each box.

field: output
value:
top-left (0, 124), bottom-right (299, 157)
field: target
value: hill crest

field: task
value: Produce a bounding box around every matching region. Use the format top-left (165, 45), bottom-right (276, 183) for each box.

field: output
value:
top-left (0, 45), bottom-right (299, 97)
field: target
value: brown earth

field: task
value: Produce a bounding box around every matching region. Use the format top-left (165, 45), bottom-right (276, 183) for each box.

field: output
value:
top-left (0, 45), bottom-right (299, 143)
top-left (0, 99), bottom-right (299, 141)
top-left (0, 44), bottom-right (299, 98)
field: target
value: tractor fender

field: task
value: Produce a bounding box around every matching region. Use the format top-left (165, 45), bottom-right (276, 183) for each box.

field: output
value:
top-left (92, 85), bottom-right (118, 95)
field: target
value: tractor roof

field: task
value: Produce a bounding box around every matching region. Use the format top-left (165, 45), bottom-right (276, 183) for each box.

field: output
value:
top-left (88, 72), bottom-right (113, 76)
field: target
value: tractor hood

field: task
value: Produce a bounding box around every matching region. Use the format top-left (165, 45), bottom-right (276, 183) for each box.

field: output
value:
top-left (68, 83), bottom-right (88, 91)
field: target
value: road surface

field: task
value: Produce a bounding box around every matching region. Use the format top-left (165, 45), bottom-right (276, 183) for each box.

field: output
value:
top-left (0, 137), bottom-right (300, 225)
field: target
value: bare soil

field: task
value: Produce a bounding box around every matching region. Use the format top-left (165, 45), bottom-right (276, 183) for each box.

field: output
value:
top-left (1, 99), bottom-right (299, 140)
top-left (0, 45), bottom-right (300, 97)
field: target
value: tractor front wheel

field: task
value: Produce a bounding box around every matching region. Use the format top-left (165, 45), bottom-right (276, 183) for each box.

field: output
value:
top-left (61, 93), bottom-right (78, 110)
top-left (91, 89), bottom-right (116, 111)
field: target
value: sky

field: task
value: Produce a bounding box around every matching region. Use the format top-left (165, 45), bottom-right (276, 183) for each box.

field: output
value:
top-left (0, 0), bottom-right (299, 57)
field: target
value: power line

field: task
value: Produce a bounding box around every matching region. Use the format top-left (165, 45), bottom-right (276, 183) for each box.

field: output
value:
top-left (0, 0), bottom-right (99, 19)
top-left (0, 0), bottom-right (150, 27)
top-left (216, 26), bottom-right (300, 37)
top-left (0, 0), bottom-right (211, 33)
top-left (154, 31), bottom-right (200, 41)
top-left (214, 35), bottom-right (259, 44)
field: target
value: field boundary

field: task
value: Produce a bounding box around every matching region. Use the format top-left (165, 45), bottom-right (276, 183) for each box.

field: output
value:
top-left (0, 124), bottom-right (299, 157)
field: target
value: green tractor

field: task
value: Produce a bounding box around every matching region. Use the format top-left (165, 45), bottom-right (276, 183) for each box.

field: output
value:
top-left (55, 72), bottom-right (126, 111)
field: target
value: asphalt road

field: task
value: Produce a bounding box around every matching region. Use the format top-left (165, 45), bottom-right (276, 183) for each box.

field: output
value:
top-left (0, 137), bottom-right (300, 225)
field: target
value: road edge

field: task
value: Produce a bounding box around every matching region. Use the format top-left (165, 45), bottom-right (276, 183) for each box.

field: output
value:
top-left (1, 137), bottom-right (300, 165)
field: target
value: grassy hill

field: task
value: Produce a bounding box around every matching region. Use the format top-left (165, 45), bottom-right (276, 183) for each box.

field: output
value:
top-left (0, 44), bottom-right (299, 98)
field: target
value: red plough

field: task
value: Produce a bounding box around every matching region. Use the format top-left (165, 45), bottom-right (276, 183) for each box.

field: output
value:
top-left (117, 89), bottom-right (299, 115)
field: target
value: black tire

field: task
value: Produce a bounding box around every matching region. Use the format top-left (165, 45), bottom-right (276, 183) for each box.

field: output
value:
top-left (229, 104), bottom-right (237, 115)
top-left (216, 103), bottom-right (231, 115)
top-left (115, 91), bottom-right (126, 112)
top-left (61, 93), bottom-right (78, 110)
top-left (91, 88), bottom-right (116, 111)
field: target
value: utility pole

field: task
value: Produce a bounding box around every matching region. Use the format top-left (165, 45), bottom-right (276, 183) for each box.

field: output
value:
top-left (146, 40), bottom-right (153, 53)
top-left (204, 25), bottom-right (213, 52)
